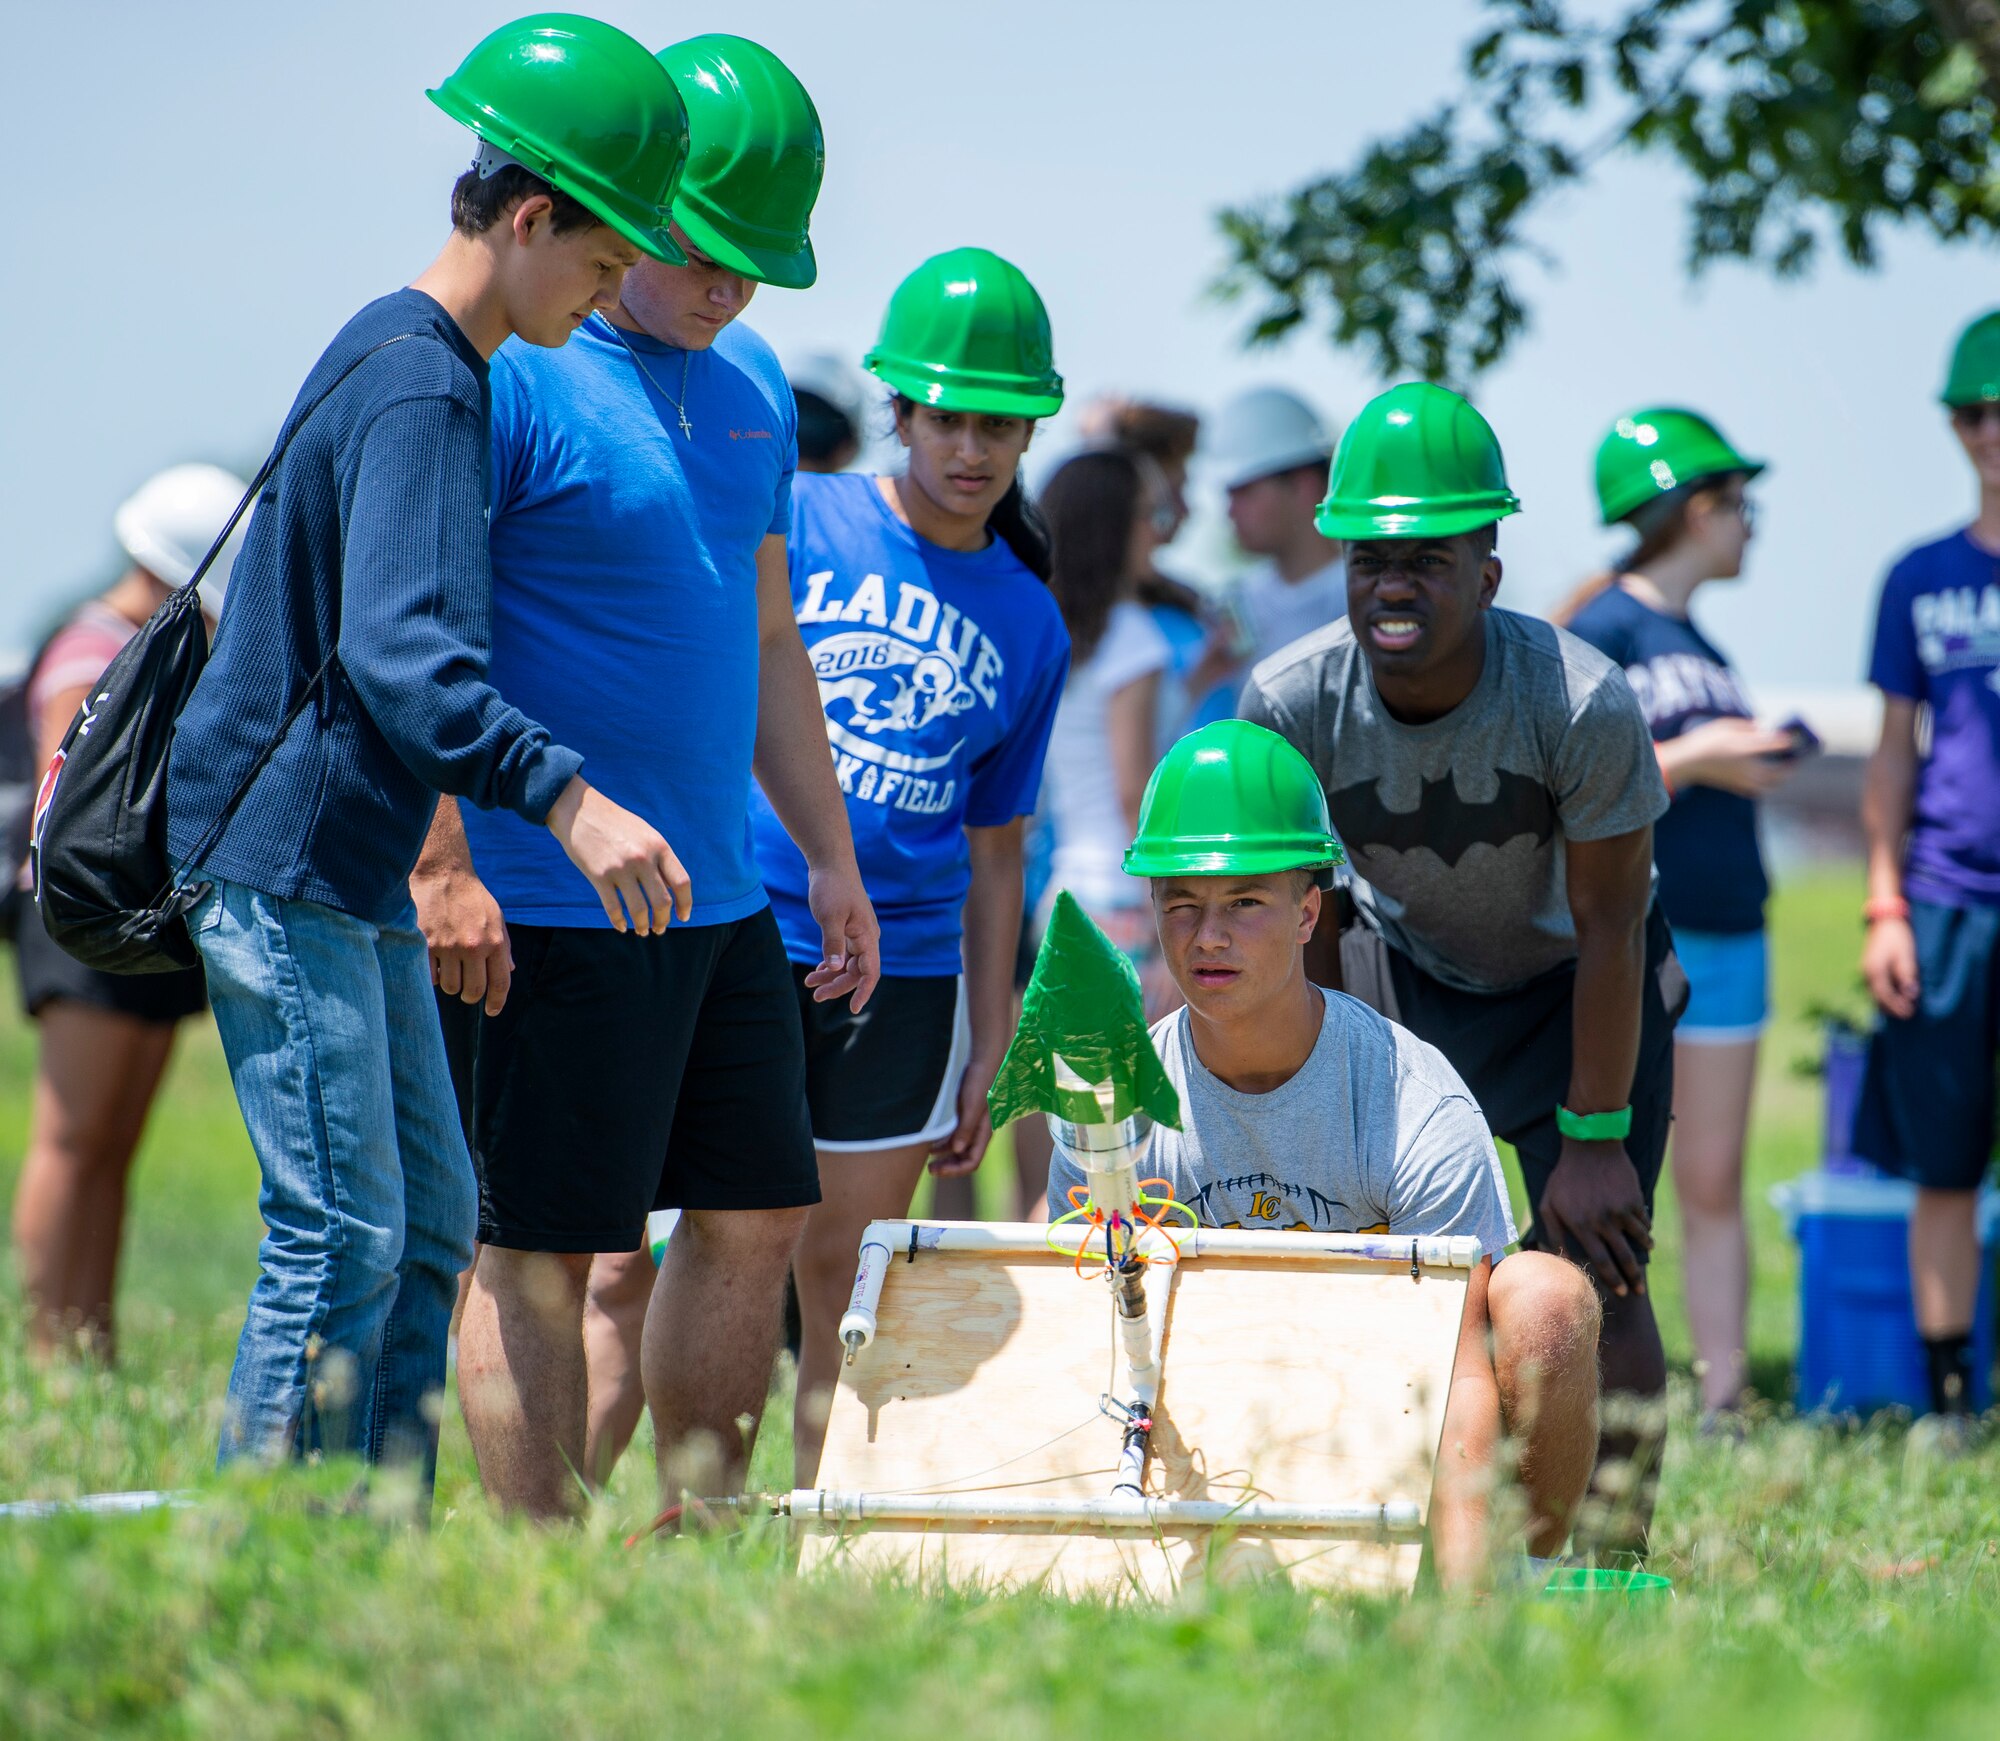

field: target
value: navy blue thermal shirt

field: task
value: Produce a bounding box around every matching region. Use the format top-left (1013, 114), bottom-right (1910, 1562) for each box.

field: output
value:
top-left (167, 290), bottom-right (582, 922)
top-left (1565, 584), bottom-right (1768, 934)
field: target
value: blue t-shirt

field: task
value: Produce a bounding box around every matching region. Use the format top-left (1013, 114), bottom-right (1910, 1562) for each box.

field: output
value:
top-left (1566, 585), bottom-right (1768, 934)
top-left (1867, 529), bottom-right (2000, 908)
top-left (750, 474), bottom-right (1070, 974)
top-left (460, 314), bottom-right (796, 927)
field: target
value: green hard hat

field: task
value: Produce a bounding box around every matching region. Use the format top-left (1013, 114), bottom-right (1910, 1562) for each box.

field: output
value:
top-left (1941, 310), bottom-right (2000, 406)
top-left (1594, 407), bottom-right (1766, 526)
top-left (1315, 382), bottom-right (1521, 541)
top-left (428, 13), bottom-right (690, 265)
top-left (866, 248), bottom-right (1064, 418)
top-left (657, 35), bottom-right (823, 289)
top-left (1124, 721), bottom-right (1345, 882)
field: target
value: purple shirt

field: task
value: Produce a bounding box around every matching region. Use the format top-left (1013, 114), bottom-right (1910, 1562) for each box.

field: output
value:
top-left (1867, 529), bottom-right (2000, 908)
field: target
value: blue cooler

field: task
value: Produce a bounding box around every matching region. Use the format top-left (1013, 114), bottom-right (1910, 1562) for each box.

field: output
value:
top-left (1771, 1171), bottom-right (2000, 1414)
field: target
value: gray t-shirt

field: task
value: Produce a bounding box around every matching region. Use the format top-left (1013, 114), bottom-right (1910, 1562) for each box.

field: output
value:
top-left (1242, 608), bottom-right (1666, 993)
top-left (1047, 990), bottom-right (1517, 1261)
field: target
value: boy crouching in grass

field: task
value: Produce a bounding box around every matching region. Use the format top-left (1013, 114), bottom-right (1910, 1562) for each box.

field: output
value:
top-left (1047, 722), bottom-right (1602, 1587)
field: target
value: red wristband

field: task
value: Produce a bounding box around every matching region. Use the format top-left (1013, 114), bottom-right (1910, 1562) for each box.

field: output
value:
top-left (1863, 896), bottom-right (1910, 924)
top-left (1654, 743), bottom-right (1675, 799)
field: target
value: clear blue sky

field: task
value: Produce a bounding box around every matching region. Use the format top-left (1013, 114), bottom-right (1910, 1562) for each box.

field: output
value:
top-left (3, 0), bottom-right (1993, 688)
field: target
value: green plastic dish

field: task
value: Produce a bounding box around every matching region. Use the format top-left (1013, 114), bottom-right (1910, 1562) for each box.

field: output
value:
top-left (1544, 1567), bottom-right (1674, 1598)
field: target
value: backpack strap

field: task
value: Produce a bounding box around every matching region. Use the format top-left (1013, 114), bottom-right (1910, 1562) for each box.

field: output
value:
top-left (164, 329), bottom-right (448, 890)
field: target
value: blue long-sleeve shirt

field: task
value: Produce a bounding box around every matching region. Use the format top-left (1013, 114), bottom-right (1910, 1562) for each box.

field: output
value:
top-left (168, 290), bottom-right (582, 921)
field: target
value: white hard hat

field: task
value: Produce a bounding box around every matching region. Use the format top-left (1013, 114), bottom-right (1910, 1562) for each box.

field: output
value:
top-left (113, 462), bottom-right (252, 614)
top-left (1204, 387), bottom-right (1335, 492)
top-left (786, 350), bottom-right (870, 433)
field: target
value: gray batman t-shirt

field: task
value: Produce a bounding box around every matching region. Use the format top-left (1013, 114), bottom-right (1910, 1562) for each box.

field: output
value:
top-left (1046, 990), bottom-right (1517, 1261)
top-left (1242, 609), bottom-right (1666, 993)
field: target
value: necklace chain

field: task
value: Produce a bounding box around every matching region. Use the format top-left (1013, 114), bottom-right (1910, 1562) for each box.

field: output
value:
top-left (602, 313), bottom-right (693, 439)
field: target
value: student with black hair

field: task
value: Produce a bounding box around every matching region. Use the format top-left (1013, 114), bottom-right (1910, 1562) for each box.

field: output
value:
top-left (789, 352), bottom-right (866, 474)
top-left (1036, 445), bottom-right (1178, 1007)
top-left (765, 249), bottom-right (1071, 1482)
top-left (162, 17), bottom-right (694, 1491)
top-left (416, 36), bottom-right (876, 1519)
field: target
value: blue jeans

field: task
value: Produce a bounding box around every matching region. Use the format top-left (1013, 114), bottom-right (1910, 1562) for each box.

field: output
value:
top-left (186, 875), bottom-right (476, 1485)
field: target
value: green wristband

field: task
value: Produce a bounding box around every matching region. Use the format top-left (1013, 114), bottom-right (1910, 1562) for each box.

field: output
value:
top-left (1556, 1104), bottom-right (1633, 1142)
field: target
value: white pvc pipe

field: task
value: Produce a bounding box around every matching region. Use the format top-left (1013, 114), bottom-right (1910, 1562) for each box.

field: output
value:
top-left (837, 1228), bottom-right (896, 1361)
top-left (849, 1220), bottom-right (1482, 1271)
top-left (1117, 1295), bottom-right (1158, 1403)
top-left (786, 1488), bottom-right (1422, 1539)
top-left (830, 1219), bottom-right (1480, 1369)
top-left (0, 1489), bottom-right (189, 1521)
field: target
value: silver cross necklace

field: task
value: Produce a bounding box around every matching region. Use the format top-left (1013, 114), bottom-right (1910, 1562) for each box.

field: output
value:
top-left (602, 310), bottom-right (693, 438)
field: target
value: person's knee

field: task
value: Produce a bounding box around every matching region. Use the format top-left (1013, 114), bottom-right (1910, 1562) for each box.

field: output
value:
top-left (1672, 1153), bottom-right (1744, 1217)
top-left (681, 1205), bottom-right (811, 1271)
top-left (585, 1247), bottom-right (657, 1314)
top-left (474, 1246), bottom-right (594, 1313)
top-left (1914, 1186), bottom-right (1980, 1219)
top-left (1490, 1255), bottom-right (1601, 1402)
top-left (331, 1214), bottom-right (407, 1302)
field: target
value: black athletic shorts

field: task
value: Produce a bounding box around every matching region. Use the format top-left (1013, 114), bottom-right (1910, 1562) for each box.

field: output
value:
top-left (466, 907), bottom-right (818, 1252)
top-left (433, 986), bottom-right (480, 1149)
top-left (794, 964), bottom-right (968, 1149)
top-left (1340, 904), bottom-right (1686, 1263)
top-left (12, 895), bottom-right (207, 1024)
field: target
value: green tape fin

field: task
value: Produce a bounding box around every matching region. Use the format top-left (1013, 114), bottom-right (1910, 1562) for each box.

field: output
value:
top-left (987, 892), bottom-right (1183, 1130)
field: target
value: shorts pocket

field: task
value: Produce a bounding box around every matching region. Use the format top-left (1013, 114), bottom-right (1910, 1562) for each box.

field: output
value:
top-left (189, 875), bottom-right (226, 937)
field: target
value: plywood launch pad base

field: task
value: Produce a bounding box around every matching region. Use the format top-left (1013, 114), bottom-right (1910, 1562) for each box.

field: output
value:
top-left (801, 1224), bottom-right (1470, 1598)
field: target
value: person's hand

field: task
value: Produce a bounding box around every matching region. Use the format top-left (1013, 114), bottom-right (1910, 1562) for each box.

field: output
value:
top-left (1668, 717), bottom-right (1802, 797)
top-left (412, 861), bottom-right (512, 1016)
top-left (545, 776), bottom-right (691, 935)
top-left (1862, 914), bottom-right (1921, 1020)
top-left (800, 858), bottom-right (880, 1012)
top-left (931, 1056), bottom-right (999, 1177)
top-left (1536, 1140), bottom-right (1654, 1297)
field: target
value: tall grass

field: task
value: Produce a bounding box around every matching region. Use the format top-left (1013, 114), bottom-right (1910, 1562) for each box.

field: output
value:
top-left (2, 869), bottom-right (1997, 1738)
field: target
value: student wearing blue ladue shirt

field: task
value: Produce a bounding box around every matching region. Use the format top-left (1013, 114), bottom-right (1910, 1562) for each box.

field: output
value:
top-left (1558, 407), bottom-right (1800, 1422)
top-left (756, 250), bottom-right (1070, 1483)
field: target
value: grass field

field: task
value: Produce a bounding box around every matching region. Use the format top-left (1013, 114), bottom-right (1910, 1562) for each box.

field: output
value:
top-left (3, 867), bottom-right (1998, 1738)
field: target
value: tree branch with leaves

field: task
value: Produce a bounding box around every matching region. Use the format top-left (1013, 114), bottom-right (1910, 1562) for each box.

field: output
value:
top-left (1215, 0), bottom-right (2000, 384)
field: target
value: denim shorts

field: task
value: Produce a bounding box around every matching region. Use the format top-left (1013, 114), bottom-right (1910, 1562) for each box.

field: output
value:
top-left (1671, 927), bottom-right (1769, 1043)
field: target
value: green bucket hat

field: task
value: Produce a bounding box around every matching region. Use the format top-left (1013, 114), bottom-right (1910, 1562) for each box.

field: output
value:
top-left (1594, 407), bottom-right (1766, 526)
top-left (1942, 310), bottom-right (2000, 407)
top-left (1124, 721), bottom-right (1344, 883)
top-left (866, 248), bottom-right (1064, 418)
top-left (1315, 383), bottom-right (1521, 541)
top-left (656, 35), bottom-right (823, 288)
top-left (429, 13), bottom-right (690, 265)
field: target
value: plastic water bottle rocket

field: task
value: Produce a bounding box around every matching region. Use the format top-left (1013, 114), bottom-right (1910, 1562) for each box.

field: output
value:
top-left (987, 892), bottom-right (1186, 1496)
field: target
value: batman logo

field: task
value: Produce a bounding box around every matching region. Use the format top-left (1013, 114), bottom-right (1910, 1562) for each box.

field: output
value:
top-left (1329, 768), bottom-right (1556, 869)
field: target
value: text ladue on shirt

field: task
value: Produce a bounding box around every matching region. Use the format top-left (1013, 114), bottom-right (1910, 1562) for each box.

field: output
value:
top-left (796, 567), bottom-right (1008, 816)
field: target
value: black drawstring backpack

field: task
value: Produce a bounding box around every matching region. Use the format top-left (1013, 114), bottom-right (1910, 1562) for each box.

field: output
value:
top-left (30, 333), bottom-right (428, 974)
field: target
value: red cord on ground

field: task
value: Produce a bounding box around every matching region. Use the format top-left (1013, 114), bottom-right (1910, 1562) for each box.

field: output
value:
top-left (624, 1501), bottom-right (683, 1548)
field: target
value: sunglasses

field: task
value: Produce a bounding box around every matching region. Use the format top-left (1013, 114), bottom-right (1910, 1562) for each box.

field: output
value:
top-left (1951, 402), bottom-right (2000, 430)
top-left (1698, 489), bottom-right (1754, 530)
